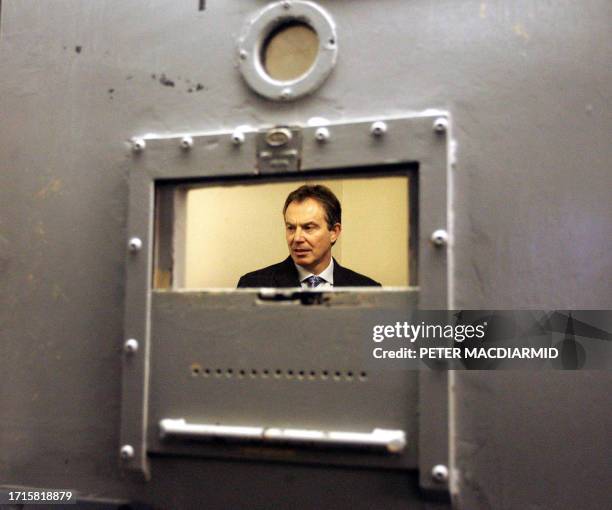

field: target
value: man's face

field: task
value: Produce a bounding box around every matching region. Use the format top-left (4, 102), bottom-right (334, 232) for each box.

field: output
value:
top-left (284, 198), bottom-right (341, 274)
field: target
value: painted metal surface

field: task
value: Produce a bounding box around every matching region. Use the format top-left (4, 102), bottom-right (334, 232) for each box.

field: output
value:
top-left (1, 0), bottom-right (611, 509)
top-left (119, 114), bottom-right (450, 484)
top-left (145, 290), bottom-right (421, 472)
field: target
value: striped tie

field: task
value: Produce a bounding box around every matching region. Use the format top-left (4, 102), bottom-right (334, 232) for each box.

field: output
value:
top-left (304, 275), bottom-right (325, 288)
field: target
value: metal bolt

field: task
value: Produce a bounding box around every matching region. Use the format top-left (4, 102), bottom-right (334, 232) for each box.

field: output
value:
top-left (280, 88), bottom-right (292, 100)
top-left (431, 464), bottom-right (449, 483)
top-left (315, 127), bottom-right (330, 143)
top-left (431, 229), bottom-right (448, 247)
top-left (120, 445), bottom-right (135, 460)
top-left (128, 237), bottom-right (143, 252)
top-left (370, 121), bottom-right (387, 137)
top-left (180, 136), bottom-right (193, 150)
top-left (433, 117), bottom-right (449, 133)
top-left (239, 49), bottom-right (248, 60)
top-left (387, 436), bottom-right (406, 454)
top-left (124, 338), bottom-right (139, 354)
top-left (231, 130), bottom-right (245, 145)
top-left (131, 138), bottom-right (146, 152)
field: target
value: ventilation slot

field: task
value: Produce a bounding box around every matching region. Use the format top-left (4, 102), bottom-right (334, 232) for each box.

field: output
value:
top-left (190, 365), bottom-right (368, 382)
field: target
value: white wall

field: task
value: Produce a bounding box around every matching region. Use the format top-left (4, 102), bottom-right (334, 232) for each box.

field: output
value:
top-left (184, 176), bottom-right (409, 287)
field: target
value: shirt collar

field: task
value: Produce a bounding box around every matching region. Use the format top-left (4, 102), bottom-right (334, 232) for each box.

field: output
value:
top-left (295, 258), bottom-right (334, 285)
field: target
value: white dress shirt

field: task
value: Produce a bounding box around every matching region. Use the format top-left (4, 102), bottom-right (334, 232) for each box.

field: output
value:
top-left (295, 258), bottom-right (334, 289)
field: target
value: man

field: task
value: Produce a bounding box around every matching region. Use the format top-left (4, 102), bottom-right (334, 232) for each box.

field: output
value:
top-left (237, 184), bottom-right (381, 288)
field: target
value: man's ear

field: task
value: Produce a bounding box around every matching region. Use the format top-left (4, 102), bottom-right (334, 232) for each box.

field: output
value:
top-left (330, 223), bottom-right (342, 244)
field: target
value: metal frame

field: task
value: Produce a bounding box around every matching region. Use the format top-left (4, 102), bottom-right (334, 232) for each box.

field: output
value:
top-left (237, 1), bottom-right (338, 101)
top-left (121, 113), bottom-right (452, 494)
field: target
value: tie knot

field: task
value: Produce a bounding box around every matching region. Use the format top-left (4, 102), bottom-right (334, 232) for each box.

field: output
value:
top-left (304, 275), bottom-right (325, 288)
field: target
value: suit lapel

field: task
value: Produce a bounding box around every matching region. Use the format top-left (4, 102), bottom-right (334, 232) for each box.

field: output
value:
top-left (274, 256), bottom-right (301, 287)
top-left (332, 258), bottom-right (348, 286)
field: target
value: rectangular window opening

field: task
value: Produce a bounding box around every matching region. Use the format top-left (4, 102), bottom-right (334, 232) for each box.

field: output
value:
top-left (153, 166), bottom-right (419, 290)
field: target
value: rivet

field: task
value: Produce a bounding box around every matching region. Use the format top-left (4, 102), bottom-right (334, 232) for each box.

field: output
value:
top-left (131, 138), bottom-right (145, 152)
top-left (315, 127), bottom-right (330, 143)
top-left (128, 237), bottom-right (143, 252)
top-left (231, 130), bottom-right (245, 145)
top-left (124, 339), bottom-right (139, 354)
top-left (180, 136), bottom-right (193, 150)
top-left (431, 229), bottom-right (448, 247)
top-left (120, 445), bottom-right (135, 460)
top-left (280, 88), bottom-right (292, 100)
top-left (370, 121), bottom-right (387, 137)
top-left (282, 1), bottom-right (291, 9)
top-left (239, 49), bottom-right (248, 60)
top-left (433, 117), bottom-right (448, 133)
top-left (431, 464), bottom-right (449, 483)
top-left (387, 436), bottom-right (406, 453)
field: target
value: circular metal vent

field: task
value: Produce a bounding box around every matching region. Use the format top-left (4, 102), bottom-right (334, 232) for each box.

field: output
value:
top-left (237, 1), bottom-right (338, 101)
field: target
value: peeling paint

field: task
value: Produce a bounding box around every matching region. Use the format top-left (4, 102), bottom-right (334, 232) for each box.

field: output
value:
top-left (36, 179), bottom-right (62, 199)
top-left (159, 73), bottom-right (175, 87)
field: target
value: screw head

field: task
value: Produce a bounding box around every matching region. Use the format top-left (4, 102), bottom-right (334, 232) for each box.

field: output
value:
top-left (431, 464), bottom-right (449, 483)
top-left (431, 229), bottom-right (448, 247)
top-left (370, 121), bottom-right (387, 137)
top-left (280, 88), bottom-right (292, 100)
top-left (180, 136), bottom-right (193, 150)
top-left (315, 127), bottom-right (330, 143)
top-left (124, 338), bottom-right (139, 354)
top-left (131, 138), bottom-right (145, 152)
top-left (231, 130), bottom-right (245, 145)
top-left (120, 445), bottom-right (135, 460)
top-left (128, 237), bottom-right (143, 252)
top-left (433, 117), bottom-right (449, 133)
top-left (128, 237), bottom-right (142, 252)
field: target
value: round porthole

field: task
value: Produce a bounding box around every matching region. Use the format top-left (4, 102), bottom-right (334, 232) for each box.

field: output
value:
top-left (238, 1), bottom-right (338, 101)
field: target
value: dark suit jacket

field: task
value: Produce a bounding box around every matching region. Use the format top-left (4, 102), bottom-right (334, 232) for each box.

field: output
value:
top-left (237, 256), bottom-right (381, 288)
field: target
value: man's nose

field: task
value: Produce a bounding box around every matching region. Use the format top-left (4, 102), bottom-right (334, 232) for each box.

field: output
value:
top-left (293, 227), bottom-right (305, 243)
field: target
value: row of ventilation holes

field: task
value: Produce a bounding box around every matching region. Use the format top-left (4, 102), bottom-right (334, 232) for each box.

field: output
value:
top-left (191, 366), bottom-right (368, 382)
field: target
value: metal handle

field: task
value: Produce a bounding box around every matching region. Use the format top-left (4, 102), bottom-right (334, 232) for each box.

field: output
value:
top-left (159, 419), bottom-right (406, 453)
